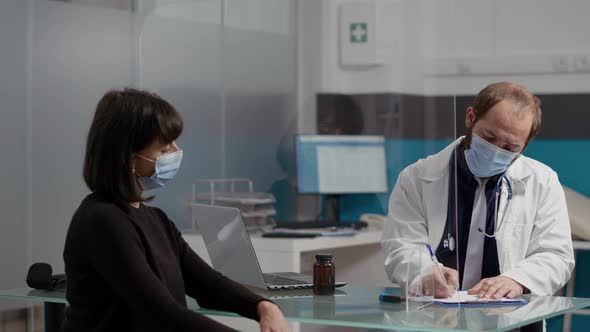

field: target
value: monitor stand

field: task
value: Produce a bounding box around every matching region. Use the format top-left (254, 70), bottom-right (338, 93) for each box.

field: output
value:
top-left (273, 194), bottom-right (343, 228)
top-left (325, 194), bottom-right (341, 224)
top-left (324, 195), bottom-right (364, 226)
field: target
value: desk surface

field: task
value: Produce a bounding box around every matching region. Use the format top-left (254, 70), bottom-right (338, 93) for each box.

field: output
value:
top-left (1, 286), bottom-right (589, 332)
top-left (251, 229), bottom-right (382, 252)
top-left (184, 229), bottom-right (383, 253)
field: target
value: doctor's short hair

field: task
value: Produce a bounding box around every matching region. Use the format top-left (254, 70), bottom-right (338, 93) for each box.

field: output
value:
top-left (470, 82), bottom-right (542, 144)
top-left (82, 88), bottom-right (183, 210)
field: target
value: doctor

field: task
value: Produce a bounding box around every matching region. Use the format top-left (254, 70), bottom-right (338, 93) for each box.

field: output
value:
top-left (382, 82), bottom-right (574, 299)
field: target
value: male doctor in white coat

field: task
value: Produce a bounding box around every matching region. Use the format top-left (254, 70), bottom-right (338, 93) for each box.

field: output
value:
top-left (382, 82), bottom-right (574, 300)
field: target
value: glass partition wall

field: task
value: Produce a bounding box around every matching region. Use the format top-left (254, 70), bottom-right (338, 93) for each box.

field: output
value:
top-left (0, 0), bottom-right (297, 278)
top-left (0, 0), bottom-right (296, 278)
top-left (138, 0), bottom-right (297, 230)
top-left (0, 0), bottom-right (297, 329)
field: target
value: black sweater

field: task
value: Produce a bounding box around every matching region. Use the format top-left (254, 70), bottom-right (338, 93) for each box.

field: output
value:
top-left (63, 193), bottom-right (267, 332)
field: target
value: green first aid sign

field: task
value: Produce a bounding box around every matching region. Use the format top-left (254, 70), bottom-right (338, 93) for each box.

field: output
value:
top-left (350, 22), bottom-right (368, 43)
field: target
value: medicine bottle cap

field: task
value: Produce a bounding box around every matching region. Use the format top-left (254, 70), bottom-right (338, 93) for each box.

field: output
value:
top-left (315, 254), bottom-right (333, 262)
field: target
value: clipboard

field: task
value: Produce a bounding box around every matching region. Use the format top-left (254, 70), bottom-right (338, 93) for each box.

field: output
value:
top-left (434, 299), bottom-right (528, 307)
top-left (433, 291), bottom-right (528, 307)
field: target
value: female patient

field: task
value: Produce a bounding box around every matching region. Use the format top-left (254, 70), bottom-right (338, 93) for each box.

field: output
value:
top-left (63, 88), bottom-right (290, 332)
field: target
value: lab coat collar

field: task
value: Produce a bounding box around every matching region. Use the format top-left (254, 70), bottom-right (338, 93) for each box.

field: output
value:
top-left (504, 154), bottom-right (533, 196)
top-left (421, 137), bottom-right (462, 182)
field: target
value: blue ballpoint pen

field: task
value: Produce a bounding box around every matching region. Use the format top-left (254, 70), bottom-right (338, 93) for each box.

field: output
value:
top-left (426, 243), bottom-right (440, 265)
top-left (426, 243), bottom-right (454, 296)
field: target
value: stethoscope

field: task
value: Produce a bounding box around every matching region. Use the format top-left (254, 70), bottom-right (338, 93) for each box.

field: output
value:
top-left (443, 174), bottom-right (513, 251)
top-left (479, 174), bottom-right (513, 238)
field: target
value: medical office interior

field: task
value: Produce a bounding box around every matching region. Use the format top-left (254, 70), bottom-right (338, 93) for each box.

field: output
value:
top-left (1, 0), bottom-right (590, 331)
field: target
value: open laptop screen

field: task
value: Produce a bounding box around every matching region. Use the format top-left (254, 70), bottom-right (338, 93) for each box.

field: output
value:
top-left (192, 203), bottom-right (267, 289)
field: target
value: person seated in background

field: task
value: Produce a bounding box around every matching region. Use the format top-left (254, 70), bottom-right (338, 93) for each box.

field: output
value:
top-left (382, 82), bottom-right (574, 299)
top-left (63, 88), bottom-right (290, 332)
top-left (317, 94), bottom-right (365, 135)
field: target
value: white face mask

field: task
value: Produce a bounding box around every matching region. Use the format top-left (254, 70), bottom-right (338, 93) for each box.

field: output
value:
top-left (135, 150), bottom-right (183, 190)
top-left (464, 134), bottom-right (518, 178)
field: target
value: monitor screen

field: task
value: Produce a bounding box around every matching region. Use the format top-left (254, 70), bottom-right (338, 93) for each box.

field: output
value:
top-left (295, 135), bottom-right (388, 194)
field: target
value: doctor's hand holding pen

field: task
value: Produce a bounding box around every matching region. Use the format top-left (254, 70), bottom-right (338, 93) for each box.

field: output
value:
top-left (419, 264), bottom-right (459, 298)
top-left (423, 244), bottom-right (459, 298)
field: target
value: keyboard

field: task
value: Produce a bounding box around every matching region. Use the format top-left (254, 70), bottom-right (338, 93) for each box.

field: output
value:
top-left (274, 220), bottom-right (342, 229)
top-left (262, 232), bottom-right (320, 238)
top-left (263, 274), bottom-right (310, 286)
top-left (275, 220), bottom-right (368, 230)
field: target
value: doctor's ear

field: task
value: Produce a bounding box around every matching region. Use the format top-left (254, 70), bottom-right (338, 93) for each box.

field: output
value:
top-left (465, 107), bottom-right (476, 129)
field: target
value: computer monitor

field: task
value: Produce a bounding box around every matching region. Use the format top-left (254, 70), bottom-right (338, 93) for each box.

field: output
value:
top-left (295, 135), bottom-right (388, 194)
top-left (295, 135), bottom-right (388, 222)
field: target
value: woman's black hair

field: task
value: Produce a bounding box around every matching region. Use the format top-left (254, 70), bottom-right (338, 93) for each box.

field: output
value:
top-left (83, 88), bottom-right (183, 210)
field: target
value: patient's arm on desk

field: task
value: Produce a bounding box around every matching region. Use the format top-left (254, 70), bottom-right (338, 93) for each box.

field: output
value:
top-left (173, 227), bottom-right (268, 320)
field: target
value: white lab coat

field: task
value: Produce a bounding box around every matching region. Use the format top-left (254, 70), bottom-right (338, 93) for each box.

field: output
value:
top-left (382, 138), bottom-right (575, 296)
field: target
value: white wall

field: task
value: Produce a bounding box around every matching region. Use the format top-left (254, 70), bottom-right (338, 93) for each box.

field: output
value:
top-left (297, 0), bottom-right (323, 134)
top-left (424, 0), bottom-right (590, 59)
top-left (298, 0), bottom-right (590, 102)
top-left (423, 0), bottom-right (590, 95)
top-left (316, 0), bottom-right (426, 95)
top-left (297, 0), bottom-right (427, 133)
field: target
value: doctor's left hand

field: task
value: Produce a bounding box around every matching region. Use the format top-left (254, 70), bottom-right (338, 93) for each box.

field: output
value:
top-left (468, 276), bottom-right (524, 299)
top-left (258, 300), bottom-right (291, 332)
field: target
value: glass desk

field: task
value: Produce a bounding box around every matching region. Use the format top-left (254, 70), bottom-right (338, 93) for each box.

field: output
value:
top-left (1, 286), bottom-right (590, 332)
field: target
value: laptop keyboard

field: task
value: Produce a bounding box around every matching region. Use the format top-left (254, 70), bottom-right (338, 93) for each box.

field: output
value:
top-left (263, 274), bottom-right (310, 286)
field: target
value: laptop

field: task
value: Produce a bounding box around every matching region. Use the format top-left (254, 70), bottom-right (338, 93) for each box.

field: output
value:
top-left (192, 203), bottom-right (346, 290)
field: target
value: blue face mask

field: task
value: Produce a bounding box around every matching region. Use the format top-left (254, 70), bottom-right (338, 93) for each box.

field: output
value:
top-left (135, 150), bottom-right (183, 190)
top-left (464, 134), bottom-right (518, 178)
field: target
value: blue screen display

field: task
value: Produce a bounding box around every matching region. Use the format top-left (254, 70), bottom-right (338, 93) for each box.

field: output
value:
top-left (295, 135), bottom-right (388, 194)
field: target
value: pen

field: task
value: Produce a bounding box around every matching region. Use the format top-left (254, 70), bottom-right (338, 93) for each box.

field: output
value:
top-left (426, 243), bottom-right (442, 267)
top-left (426, 244), bottom-right (453, 296)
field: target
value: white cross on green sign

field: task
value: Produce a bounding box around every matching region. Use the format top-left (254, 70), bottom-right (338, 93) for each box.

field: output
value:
top-left (350, 22), bottom-right (368, 43)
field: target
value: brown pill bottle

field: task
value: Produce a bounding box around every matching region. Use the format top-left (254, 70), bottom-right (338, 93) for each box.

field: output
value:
top-left (313, 254), bottom-right (335, 295)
